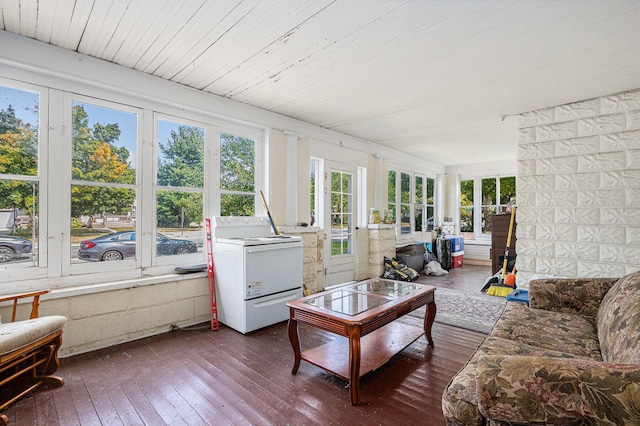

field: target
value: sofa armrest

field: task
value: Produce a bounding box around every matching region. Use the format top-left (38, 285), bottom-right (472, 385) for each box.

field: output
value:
top-left (528, 278), bottom-right (617, 317)
top-left (476, 355), bottom-right (640, 425)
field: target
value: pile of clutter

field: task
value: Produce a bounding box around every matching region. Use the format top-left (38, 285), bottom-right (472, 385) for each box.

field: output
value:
top-left (382, 256), bottom-right (420, 281)
top-left (382, 240), bottom-right (453, 281)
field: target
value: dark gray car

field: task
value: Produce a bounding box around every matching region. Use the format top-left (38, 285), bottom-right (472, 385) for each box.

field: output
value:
top-left (78, 231), bottom-right (197, 261)
top-left (0, 236), bottom-right (33, 263)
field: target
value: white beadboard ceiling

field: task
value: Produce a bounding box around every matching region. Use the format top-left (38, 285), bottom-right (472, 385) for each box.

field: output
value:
top-left (1, 0), bottom-right (639, 166)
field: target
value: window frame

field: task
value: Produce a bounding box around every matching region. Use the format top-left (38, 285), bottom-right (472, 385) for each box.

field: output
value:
top-left (154, 113), bottom-right (209, 266)
top-left (388, 166), bottom-right (436, 240)
top-left (67, 94), bottom-right (143, 276)
top-left (459, 175), bottom-right (516, 239)
top-left (0, 78), bottom-right (49, 282)
top-left (0, 77), bottom-right (268, 292)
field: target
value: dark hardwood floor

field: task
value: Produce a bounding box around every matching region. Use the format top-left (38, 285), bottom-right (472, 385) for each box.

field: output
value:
top-left (4, 265), bottom-right (491, 425)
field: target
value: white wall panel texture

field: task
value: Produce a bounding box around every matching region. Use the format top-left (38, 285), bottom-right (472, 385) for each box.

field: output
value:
top-left (517, 89), bottom-right (640, 285)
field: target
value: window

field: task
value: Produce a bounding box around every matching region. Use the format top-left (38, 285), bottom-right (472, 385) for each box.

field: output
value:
top-left (400, 172), bottom-right (411, 234)
top-left (0, 84), bottom-right (40, 267)
top-left (460, 179), bottom-right (474, 233)
top-left (460, 176), bottom-right (515, 236)
top-left (1, 77), bottom-right (267, 291)
top-left (330, 171), bottom-right (352, 255)
top-left (426, 177), bottom-right (434, 231)
top-left (414, 175), bottom-right (435, 232)
top-left (414, 175), bottom-right (424, 232)
top-left (390, 168), bottom-right (436, 236)
top-left (71, 101), bottom-right (137, 264)
top-left (357, 166), bottom-right (367, 227)
top-left (220, 132), bottom-right (255, 216)
top-left (156, 118), bottom-right (205, 259)
top-left (310, 158), bottom-right (321, 227)
top-left (387, 170), bottom-right (396, 224)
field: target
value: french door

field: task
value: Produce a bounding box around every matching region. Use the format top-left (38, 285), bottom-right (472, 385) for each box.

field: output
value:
top-left (323, 162), bottom-right (356, 286)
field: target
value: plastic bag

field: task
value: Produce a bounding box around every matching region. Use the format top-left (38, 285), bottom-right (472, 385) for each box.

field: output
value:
top-left (424, 260), bottom-right (448, 276)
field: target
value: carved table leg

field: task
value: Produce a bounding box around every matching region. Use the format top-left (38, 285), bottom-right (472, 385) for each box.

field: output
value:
top-left (288, 315), bottom-right (301, 374)
top-left (348, 325), bottom-right (362, 405)
top-left (424, 301), bottom-right (436, 347)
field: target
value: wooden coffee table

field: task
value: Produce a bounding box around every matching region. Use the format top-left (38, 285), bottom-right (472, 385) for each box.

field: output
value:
top-left (286, 278), bottom-right (436, 405)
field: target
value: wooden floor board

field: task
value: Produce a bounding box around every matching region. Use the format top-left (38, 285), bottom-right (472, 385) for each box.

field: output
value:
top-left (4, 265), bottom-right (490, 425)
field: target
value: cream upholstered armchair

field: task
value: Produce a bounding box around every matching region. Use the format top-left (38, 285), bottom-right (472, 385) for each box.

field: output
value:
top-left (0, 290), bottom-right (67, 425)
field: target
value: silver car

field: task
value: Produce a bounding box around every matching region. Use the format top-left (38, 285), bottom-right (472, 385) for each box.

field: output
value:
top-left (0, 236), bottom-right (33, 263)
top-left (78, 231), bottom-right (197, 261)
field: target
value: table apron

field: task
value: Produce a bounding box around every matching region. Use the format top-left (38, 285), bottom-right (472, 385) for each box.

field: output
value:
top-left (291, 291), bottom-right (434, 338)
top-left (292, 310), bottom-right (349, 336)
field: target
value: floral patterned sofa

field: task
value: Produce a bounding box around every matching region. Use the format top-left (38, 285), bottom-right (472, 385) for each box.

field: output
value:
top-left (442, 270), bottom-right (640, 425)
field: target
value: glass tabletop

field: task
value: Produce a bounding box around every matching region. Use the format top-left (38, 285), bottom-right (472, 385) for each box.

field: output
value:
top-left (303, 279), bottom-right (423, 316)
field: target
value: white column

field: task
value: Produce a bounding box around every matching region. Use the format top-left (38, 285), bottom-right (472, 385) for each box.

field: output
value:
top-left (374, 155), bottom-right (383, 211)
top-left (284, 132), bottom-right (298, 226)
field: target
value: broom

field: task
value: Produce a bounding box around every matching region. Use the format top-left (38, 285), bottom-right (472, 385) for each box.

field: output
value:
top-left (486, 206), bottom-right (517, 297)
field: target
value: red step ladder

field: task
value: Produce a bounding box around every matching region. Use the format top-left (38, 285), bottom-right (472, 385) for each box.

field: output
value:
top-left (205, 218), bottom-right (219, 331)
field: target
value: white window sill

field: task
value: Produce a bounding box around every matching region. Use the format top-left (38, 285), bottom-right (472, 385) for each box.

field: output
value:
top-left (44, 272), bottom-right (207, 301)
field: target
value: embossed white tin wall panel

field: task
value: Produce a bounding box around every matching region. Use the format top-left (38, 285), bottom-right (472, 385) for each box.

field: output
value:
top-left (517, 89), bottom-right (640, 284)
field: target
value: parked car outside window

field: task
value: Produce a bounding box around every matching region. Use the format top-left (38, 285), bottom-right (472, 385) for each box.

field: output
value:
top-left (78, 231), bottom-right (197, 261)
top-left (0, 236), bottom-right (33, 263)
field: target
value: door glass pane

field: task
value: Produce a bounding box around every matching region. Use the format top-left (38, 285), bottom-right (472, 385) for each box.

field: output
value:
top-left (330, 171), bottom-right (352, 256)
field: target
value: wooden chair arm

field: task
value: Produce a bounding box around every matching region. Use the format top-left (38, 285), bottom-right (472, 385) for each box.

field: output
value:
top-left (0, 289), bottom-right (51, 322)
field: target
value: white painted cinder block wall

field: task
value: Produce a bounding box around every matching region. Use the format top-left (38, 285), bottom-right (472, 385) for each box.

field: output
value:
top-left (516, 88), bottom-right (640, 286)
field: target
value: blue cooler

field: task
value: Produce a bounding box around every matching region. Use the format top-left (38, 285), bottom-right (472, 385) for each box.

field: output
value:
top-left (446, 236), bottom-right (464, 252)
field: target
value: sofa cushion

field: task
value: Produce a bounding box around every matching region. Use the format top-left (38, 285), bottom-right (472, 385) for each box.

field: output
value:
top-left (442, 336), bottom-right (579, 425)
top-left (490, 302), bottom-right (601, 360)
top-left (597, 270), bottom-right (640, 364)
top-left (0, 315), bottom-right (67, 356)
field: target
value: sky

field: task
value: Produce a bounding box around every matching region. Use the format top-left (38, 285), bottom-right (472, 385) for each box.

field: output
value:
top-left (1, 84), bottom-right (190, 168)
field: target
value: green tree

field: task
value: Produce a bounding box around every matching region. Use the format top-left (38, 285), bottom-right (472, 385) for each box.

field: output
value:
top-left (70, 105), bottom-right (135, 221)
top-left (0, 105), bottom-right (39, 222)
top-left (156, 125), bottom-right (204, 227)
top-left (220, 133), bottom-right (255, 216)
top-left (460, 180), bottom-right (474, 232)
top-left (157, 126), bottom-right (204, 187)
